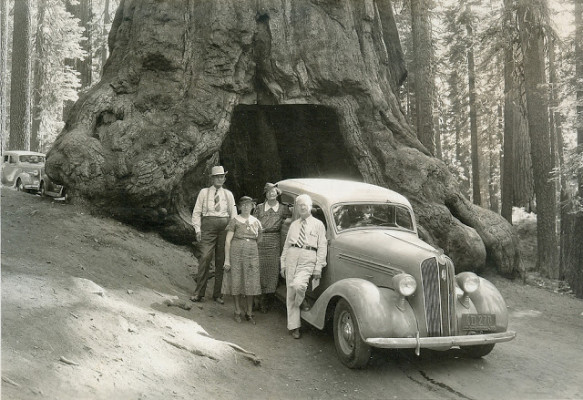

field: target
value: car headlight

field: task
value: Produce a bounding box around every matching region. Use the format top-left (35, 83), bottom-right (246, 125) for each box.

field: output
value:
top-left (28, 170), bottom-right (39, 177)
top-left (393, 273), bottom-right (417, 297)
top-left (456, 272), bottom-right (480, 294)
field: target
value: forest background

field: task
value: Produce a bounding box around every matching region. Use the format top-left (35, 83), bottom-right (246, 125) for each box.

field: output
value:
top-left (1, 0), bottom-right (582, 296)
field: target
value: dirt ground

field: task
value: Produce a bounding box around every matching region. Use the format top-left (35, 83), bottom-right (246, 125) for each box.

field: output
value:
top-left (2, 187), bottom-right (582, 400)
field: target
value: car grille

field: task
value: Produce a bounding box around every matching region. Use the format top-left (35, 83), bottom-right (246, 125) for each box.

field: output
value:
top-left (421, 257), bottom-right (456, 336)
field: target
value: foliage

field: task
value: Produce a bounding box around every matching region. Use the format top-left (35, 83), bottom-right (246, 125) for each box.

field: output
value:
top-left (35, 0), bottom-right (86, 150)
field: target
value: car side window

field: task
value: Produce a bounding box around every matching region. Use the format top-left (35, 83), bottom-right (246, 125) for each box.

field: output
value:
top-left (9, 155), bottom-right (16, 164)
top-left (311, 204), bottom-right (327, 230)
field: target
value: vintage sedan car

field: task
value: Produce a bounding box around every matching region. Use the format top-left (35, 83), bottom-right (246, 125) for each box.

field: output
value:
top-left (1, 150), bottom-right (66, 199)
top-left (275, 178), bottom-right (515, 369)
top-left (1, 150), bottom-right (45, 192)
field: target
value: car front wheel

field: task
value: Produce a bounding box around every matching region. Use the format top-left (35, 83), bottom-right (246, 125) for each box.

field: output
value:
top-left (16, 179), bottom-right (24, 192)
top-left (460, 343), bottom-right (495, 358)
top-left (40, 182), bottom-right (46, 197)
top-left (333, 299), bottom-right (371, 369)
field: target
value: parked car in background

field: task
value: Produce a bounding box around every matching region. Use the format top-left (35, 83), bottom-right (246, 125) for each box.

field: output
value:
top-left (276, 178), bottom-right (515, 369)
top-left (1, 151), bottom-right (45, 192)
top-left (1, 150), bottom-right (66, 199)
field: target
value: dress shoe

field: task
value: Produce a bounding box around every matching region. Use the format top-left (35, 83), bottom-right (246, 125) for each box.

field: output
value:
top-left (214, 296), bottom-right (224, 305)
top-left (190, 295), bottom-right (203, 302)
top-left (245, 314), bottom-right (256, 325)
top-left (300, 300), bottom-right (311, 312)
top-left (234, 312), bottom-right (242, 323)
top-left (292, 328), bottom-right (301, 339)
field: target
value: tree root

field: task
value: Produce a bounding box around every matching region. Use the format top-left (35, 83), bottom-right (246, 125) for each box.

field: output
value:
top-left (162, 338), bottom-right (217, 361)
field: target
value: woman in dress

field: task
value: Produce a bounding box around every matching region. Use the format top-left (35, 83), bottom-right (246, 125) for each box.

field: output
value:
top-left (254, 183), bottom-right (291, 313)
top-left (223, 196), bottom-right (263, 324)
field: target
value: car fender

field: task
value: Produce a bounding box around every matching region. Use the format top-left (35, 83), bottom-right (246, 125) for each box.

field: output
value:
top-left (16, 172), bottom-right (35, 185)
top-left (467, 277), bottom-right (509, 331)
top-left (302, 278), bottom-right (418, 340)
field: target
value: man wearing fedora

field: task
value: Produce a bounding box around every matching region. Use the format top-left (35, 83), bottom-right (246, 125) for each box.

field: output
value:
top-left (191, 166), bottom-right (237, 304)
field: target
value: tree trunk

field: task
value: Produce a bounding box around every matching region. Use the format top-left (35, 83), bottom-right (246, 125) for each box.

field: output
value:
top-left (0, 0), bottom-right (9, 151)
top-left (101, 0), bottom-right (111, 70)
top-left (563, 0), bottom-right (583, 298)
top-left (465, 4), bottom-right (481, 206)
top-left (46, 0), bottom-right (520, 276)
top-left (518, 0), bottom-right (558, 278)
top-left (501, 0), bottom-right (515, 223)
top-left (64, 0), bottom-right (93, 119)
top-left (410, 0), bottom-right (434, 155)
top-left (9, 0), bottom-right (31, 150)
top-left (31, 0), bottom-right (47, 153)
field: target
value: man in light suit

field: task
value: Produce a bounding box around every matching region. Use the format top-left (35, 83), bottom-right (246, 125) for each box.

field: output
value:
top-left (280, 194), bottom-right (327, 339)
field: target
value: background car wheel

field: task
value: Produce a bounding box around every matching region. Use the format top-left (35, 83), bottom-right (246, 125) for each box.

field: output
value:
top-left (333, 299), bottom-right (371, 369)
top-left (460, 343), bottom-right (495, 358)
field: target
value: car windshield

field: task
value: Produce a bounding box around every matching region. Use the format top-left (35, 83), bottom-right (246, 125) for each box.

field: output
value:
top-left (332, 203), bottom-right (414, 232)
top-left (19, 155), bottom-right (45, 164)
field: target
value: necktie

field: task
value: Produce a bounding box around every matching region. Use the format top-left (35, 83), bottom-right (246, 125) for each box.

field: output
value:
top-left (214, 189), bottom-right (221, 212)
top-left (297, 219), bottom-right (307, 247)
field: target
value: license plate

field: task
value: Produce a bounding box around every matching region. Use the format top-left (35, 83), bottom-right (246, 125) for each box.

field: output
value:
top-left (461, 314), bottom-right (496, 331)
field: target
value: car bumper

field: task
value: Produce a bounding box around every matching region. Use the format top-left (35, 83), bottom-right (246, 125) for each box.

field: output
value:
top-left (24, 182), bottom-right (40, 190)
top-left (365, 331), bottom-right (516, 349)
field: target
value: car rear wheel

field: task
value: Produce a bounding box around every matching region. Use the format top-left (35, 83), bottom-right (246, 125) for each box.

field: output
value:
top-left (460, 343), bottom-right (495, 358)
top-left (333, 299), bottom-right (371, 369)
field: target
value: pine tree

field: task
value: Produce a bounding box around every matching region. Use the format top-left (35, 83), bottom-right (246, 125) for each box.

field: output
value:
top-left (0, 0), bottom-right (9, 151)
top-left (9, 0), bottom-right (31, 150)
top-left (518, 0), bottom-right (558, 277)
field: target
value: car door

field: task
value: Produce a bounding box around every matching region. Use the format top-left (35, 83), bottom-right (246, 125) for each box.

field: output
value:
top-left (1, 154), bottom-right (19, 185)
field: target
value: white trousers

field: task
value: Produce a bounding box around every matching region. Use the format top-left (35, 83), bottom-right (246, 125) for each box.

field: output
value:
top-left (284, 247), bottom-right (316, 330)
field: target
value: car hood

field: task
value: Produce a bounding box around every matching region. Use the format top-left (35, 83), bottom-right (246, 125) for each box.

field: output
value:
top-left (332, 229), bottom-right (439, 271)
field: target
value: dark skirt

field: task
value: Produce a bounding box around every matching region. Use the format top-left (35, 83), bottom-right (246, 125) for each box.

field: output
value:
top-left (257, 232), bottom-right (281, 294)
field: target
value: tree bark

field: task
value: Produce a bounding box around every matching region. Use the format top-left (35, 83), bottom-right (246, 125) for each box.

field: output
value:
top-left (46, 0), bottom-right (520, 276)
top-left (410, 0), bottom-right (434, 155)
top-left (101, 0), bottom-right (111, 70)
top-left (465, 3), bottom-right (481, 206)
top-left (0, 0), bottom-right (9, 151)
top-left (563, 0), bottom-right (583, 298)
top-left (31, 0), bottom-right (47, 153)
top-left (9, 0), bottom-right (31, 150)
top-left (501, 0), bottom-right (515, 223)
top-left (518, 0), bottom-right (558, 278)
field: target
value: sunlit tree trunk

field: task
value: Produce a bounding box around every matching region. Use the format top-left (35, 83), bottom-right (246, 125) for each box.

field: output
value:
top-left (31, 0), bottom-right (47, 152)
top-left (9, 0), bottom-right (31, 150)
top-left (101, 0), bottom-right (111, 70)
top-left (410, 0), bottom-right (435, 154)
top-left (518, 0), bottom-right (558, 278)
top-left (563, 0), bottom-right (583, 298)
top-left (0, 0), bottom-right (9, 151)
top-left (464, 3), bottom-right (481, 205)
top-left (64, 0), bottom-right (92, 119)
top-left (501, 0), bottom-right (515, 223)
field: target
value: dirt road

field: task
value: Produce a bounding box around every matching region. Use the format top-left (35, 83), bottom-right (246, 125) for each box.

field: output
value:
top-left (2, 187), bottom-right (582, 399)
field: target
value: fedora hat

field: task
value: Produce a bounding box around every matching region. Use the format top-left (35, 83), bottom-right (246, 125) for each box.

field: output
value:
top-left (263, 182), bottom-right (281, 195)
top-left (210, 166), bottom-right (228, 176)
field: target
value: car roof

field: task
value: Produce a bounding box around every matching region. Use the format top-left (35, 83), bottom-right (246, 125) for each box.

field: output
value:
top-left (276, 178), bottom-right (412, 208)
top-left (3, 151), bottom-right (46, 157)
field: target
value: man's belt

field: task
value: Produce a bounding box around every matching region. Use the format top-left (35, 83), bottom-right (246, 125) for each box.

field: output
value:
top-left (291, 243), bottom-right (317, 251)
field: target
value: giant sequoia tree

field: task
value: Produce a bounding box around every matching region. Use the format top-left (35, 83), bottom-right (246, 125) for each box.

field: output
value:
top-left (46, 0), bottom-right (520, 276)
